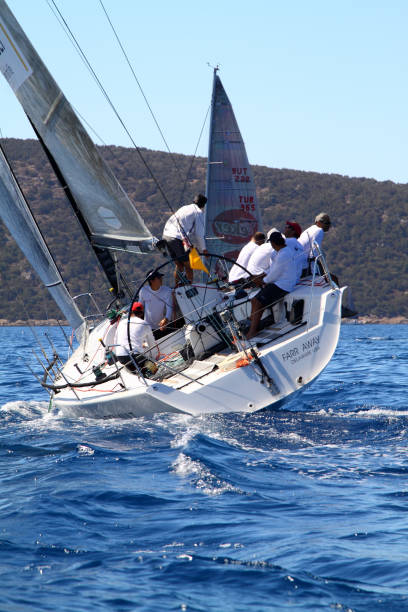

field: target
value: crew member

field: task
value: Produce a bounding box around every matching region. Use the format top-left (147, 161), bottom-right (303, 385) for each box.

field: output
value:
top-left (228, 231), bottom-right (265, 283)
top-left (162, 194), bottom-right (208, 284)
top-left (139, 270), bottom-right (174, 339)
top-left (246, 227), bottom-right (282, 281)
top-left (283, 220), bottom-right (303, 282)
top-left (114, 302), bottom-right (158, 375)
top-left (246, 232), bottom-right (296, 339)
top-left (298, 212), bottom-right (331, 275)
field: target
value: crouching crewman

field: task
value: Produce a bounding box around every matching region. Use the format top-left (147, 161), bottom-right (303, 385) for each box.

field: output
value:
top-left (114, 302), bottom-right (158, 376)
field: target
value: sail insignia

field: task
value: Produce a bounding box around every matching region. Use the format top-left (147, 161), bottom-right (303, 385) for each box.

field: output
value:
top-left (0, 16), bottom-right (32, 90)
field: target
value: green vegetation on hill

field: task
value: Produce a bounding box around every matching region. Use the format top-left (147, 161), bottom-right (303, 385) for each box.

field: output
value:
top-left (0, 138), bottom-right (407, 322)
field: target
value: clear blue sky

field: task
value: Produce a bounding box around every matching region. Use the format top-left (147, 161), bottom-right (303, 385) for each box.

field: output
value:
top-left (2, 0), bottom-right (408, 183)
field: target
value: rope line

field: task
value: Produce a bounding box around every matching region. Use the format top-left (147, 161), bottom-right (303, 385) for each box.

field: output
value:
top-left (47, 0), bottom-right (173, 212)
top-left (98, 0), bottom-right (182, 178)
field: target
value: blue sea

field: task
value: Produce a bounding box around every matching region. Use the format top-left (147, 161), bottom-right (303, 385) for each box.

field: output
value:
top-left (1, 324), bottom-right (408, 611)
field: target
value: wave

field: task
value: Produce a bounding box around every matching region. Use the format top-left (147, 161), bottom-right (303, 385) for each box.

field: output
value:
top-left (171, 451), bottom-right (242, 496)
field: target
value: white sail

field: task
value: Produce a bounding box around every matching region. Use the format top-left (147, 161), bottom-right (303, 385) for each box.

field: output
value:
top-left (205, 71), bottom-right (263, 262)
top-left (0, 1), bottom-right (153, 258)
top-left (0, 144), bottom-right (86, 342)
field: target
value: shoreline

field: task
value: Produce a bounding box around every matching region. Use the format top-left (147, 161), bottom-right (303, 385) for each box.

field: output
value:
top-left (1, 316), bottom-right (407, 327)
top-left (0, 319), bottom-right (67, 327)
top-left (342, 315), bottom-right (408, 325)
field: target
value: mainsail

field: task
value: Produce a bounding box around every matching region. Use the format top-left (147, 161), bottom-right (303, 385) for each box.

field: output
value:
top-left (205, 70), bottom-right (263, 263)
top-left (0, 0), bottom-right (154, 294)
top-left (0, 143), bottom-right (86, 342)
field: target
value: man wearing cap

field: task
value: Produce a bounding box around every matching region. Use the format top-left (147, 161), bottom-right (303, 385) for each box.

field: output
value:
top-left (139, 270), bottom-right (174, 339)
top-left (246, 232), bottom-right (297, 339)
top-left (162, 194), bottom-right (209, 284)
top-left (114, 302), bottom-right (158, 374)
top-left (228, 231), bottom-right (266, 283)
top-left (298, 212), bottom-right (331, 275)
top-left (284, 221), bottom-right (303, 282)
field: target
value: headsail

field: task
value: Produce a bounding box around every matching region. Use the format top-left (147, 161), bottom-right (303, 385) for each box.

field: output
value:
top-left (205, 70), bottom-right (263, 263)
top-left (0, 143), bottom-right (86, 343)
top-left (0, 1), bottom-right (154, 294)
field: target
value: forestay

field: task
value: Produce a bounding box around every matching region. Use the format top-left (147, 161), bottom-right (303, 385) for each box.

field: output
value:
top-left (205, 70), bottom-right (263, 263)
top-left (0, 1), bottom-right (153, 257)
top-left (0, 145), bottom-right (86, 343)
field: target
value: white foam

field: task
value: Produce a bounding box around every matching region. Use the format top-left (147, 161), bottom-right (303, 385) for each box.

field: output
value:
top-left (171, 452), bottom-right (240, 496)
top-left (77, 444), bottom-right (94, 456)
top-left (355, 407), bottom-right (408, 418)
top-left (0, 400), bottom-right (49, 420)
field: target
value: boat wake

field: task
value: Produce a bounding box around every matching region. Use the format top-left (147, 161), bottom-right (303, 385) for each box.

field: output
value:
top-left (0, 400), bottom-right (50, 423)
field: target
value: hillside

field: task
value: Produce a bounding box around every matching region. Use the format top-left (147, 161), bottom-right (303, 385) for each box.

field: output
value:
top-left (0, 137), bottom-right (407, 322)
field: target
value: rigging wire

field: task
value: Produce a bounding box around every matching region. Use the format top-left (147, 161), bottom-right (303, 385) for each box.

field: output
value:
top-left (72, 105), bottom-right (107, 146)
top-left (177, 102), bottom-right (210, 207)
top-left (98, 0), bottom-right (182, 178)
top-left (45, 3), bottom-right (106, 146)
top-left (46, 0), bottom-right (212, 247)
top-left (97, 0), bottom-right (212, 210)
top-left (47, 0), bottom-right (175, 214)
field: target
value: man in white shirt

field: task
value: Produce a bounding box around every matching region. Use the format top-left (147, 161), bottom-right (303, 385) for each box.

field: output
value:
top-left (245, 227), bottom-right (281, 279)
top-left (114, 302), bottom-right (158, 375)
top-left (139, 270), bottom-right (174, 339)
top-left (163, 194), bottom-right (208, 284)
top-left (298, 212), bottom-right (331, 275)
top-left (246, 232), bottom-right (296, 339)
top-left (283, 221), bottom-right (303, 282)
top-left (228, 231), bottom-right (265, 283)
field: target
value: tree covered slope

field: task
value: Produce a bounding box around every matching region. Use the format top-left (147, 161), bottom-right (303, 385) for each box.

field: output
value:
top-left (0, 138), bottom-right (407, 322)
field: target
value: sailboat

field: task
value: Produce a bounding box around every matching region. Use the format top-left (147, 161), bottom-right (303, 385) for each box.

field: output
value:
top-left (0, 1), bottom-right (344, 418)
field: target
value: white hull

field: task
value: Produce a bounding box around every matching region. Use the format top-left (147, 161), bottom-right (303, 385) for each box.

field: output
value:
top-left (52, 280), bottom-right (343, 419)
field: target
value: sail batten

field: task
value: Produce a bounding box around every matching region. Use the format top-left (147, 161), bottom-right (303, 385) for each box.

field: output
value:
top-left (205, 72), bottom-right (263, 262)
top-left (0, 1), bottom-right (154, 273)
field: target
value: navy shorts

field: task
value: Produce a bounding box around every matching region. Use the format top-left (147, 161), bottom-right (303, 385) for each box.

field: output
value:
top-left (163, 236), bottom-right (189, 263)
top-left (256, 283), bottom-right (288, 307)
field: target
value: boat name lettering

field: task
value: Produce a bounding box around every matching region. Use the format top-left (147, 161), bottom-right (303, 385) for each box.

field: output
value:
top-left (302, 335), bottom-right (320, 351)
top-left (281, 335), bottom-right (320, 363)
top-left (281, 348), bottom-right (299, 361)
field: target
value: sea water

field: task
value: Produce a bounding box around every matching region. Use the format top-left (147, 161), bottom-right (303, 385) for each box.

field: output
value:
top-left (0, 324), bottom-right (407, 611)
